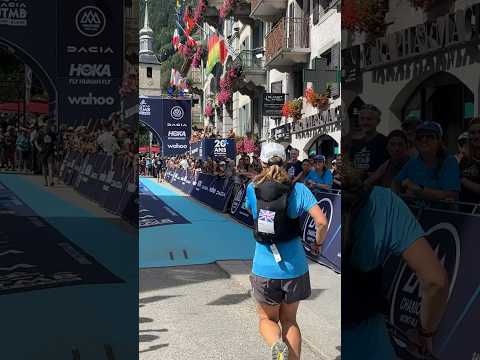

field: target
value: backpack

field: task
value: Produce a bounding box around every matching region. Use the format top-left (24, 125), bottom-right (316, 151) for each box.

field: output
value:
top-left (342, 187), bottom-right (388, 326)
top-left (253, 180), bottom-right (300, 245)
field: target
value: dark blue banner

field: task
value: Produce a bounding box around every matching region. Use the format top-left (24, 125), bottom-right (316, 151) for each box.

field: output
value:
top-left (190, 173), bottom-right (234, 212)
top-left (0, 182), bottom-right (124, 295)
top-left (300, 190), bottom-right (342, 272)
top-left (202, 139), bottom-right (236, 161)
top-left (229, 182), bottom-right (254, 227)
top-left (139, 97), bottom-right (192, 156)
top-left (139, 182), bottom-right (190, 228)
top-left (387, 208), bottom-right (479, 360)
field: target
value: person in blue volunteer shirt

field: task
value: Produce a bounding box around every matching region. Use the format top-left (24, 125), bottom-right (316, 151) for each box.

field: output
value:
top-left (341, 156), bottom-right (449, 360)
top-left (393, 121), bottom-right (460, 202)
top-left (304, 155), bottom-right (333, 191)
top-left (245, 142), bottom-right (328, 360)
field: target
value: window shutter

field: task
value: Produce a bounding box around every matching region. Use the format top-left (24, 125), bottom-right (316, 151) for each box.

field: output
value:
top-left (330, 43), bottom-right (340, 98)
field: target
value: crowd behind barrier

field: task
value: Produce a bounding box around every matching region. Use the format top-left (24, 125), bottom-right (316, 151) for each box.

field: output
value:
top-left (163, 163), bottom-right (478, 360)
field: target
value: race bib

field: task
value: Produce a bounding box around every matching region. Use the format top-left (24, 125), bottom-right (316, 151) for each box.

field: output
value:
top-left (258, 209), bottom-right (275, 234)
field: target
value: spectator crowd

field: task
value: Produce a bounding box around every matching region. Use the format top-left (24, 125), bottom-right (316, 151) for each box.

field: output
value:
top-left (0, 112), bottom-right (137, 187)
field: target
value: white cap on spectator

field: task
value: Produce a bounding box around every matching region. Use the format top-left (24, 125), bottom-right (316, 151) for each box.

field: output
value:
top-left (260, 142), bottom-right (286, 164)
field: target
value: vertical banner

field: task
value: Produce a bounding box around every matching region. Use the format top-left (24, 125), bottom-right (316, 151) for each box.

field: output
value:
top-left (57, 0), bottom-right (123, 125)
top-left (301, 191), bottom-right (342, 272)
top-left (161, 98), bottom-right (192, 156)
top-left (139, 96), bottom-right (163, 137)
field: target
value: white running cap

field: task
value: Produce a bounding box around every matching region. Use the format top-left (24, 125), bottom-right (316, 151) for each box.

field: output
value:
top-left (260, 142), bottom-right (286, 163)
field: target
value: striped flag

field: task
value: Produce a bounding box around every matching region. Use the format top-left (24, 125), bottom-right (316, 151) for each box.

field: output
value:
top-left (206, 34), bottom-right (227, 74)
top-left (172, 28), bottom-right (180, 49)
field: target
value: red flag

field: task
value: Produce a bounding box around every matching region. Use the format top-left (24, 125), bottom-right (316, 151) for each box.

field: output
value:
top-left (172, 28), bottom-right (180, 49)
top-left (183, 6), bottom-right (195, 35)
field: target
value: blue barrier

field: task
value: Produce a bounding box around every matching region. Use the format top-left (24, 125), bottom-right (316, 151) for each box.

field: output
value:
top-left (59, 151), bottom-right (137, 226)
top-left (165, 168), bottom-right (342, 271)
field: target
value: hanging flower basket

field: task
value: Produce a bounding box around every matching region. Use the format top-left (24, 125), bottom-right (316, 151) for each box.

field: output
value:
top-left (282, 98), bottom-right (303, 121)
top-left (204, 102), bottom-right (214, 117)
top-left (341, 0), bottom-right (387, 38)
top-left (216, 88), bottom-right (232, 105)
top-left (304, 88), bottom-right (330, 111)
top-left (192, 46), bottom-right (206, 68)
top-left (194, 0), bottom-right (207, 25)
top-left (219, 0), bottom-right (237, 19)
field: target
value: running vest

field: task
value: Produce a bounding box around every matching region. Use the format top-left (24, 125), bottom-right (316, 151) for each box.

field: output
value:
top-left (252, 181), bottom-right (300, 245)
top-left (342, 187), bottom-right (387, 326)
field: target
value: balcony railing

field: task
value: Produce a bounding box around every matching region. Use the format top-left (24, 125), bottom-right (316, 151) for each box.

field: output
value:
top-left (265, 17), bottom-right (310, 64)
top-left (237, 50), bottom-right (265, 71)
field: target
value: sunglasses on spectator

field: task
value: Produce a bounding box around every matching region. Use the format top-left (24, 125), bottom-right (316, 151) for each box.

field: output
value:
top-left (415, 133), bottom-right (437, 141)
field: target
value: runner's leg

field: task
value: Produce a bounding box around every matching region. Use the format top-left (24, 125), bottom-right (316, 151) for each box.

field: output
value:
top-left (256, 302), bottom-right (281, 346)
top-left (279, 301), bottom-right (301, 360)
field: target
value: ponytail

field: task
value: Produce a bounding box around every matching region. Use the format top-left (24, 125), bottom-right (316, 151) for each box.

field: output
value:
top-left (253, 164), bottom-right (290, 186)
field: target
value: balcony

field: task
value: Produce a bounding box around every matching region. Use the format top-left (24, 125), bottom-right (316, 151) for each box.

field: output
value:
top-left (250, 0), bottom-right (287, 21)
top-left (265, 17), bottom-right (310, 72)
top-left (237, 50), bottom-right (266, 87)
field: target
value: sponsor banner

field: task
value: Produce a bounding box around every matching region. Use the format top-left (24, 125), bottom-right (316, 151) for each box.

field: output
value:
top-left (202, 139), bottom-right (236, 161)
top-left (300, 190), bottom-right (342, 272)
top-left (162, 98), bottom-right (192, 157)
top-left (190, 173), bottom-right (234, 212)
top-left (189, 141), bottom-right (203, 159)
top-left (388, 209), bottom-right (479, 360)
top-left (57, 1), bottom-right (123, 78)
top-left (0, 0), bottom-right (28, 27)
top-left (57, 78), bottom-right (122, 125)
top-left (139, 182), bottom-right (190, 228)
top-left (0, 182), bottom-right (124, 295)
top-left (230, 182), bottom-right (254, 227)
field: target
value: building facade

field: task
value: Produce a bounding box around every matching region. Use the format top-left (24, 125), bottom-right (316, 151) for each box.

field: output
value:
top-left (198, 0), bottom-right (341, 160)
top-left (342, 1), bottom-right (480, 152)
top-left (139, 0), bottom-right (161, 97)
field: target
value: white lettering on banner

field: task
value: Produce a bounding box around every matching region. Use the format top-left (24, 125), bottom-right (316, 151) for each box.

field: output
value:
top-left (167, 122), bottom-right (187, 127)
top-left (76, 6), bottom-right (106, 37)
top-left (139, 99), bottom-right (150, 116)
top-left (68, 93), bottom-right (114, 105)
top-left (0, 271), bottom-right (82, 290)
top-left (69, 64), bottom-right (111, 77)
top-left (67, 46), bottom-right (114, 54)
top-left (168, 131), bottom-right (186, 137)
top-left (0, 1), bottom-right (28, 26)
top-left (167, 144), bottom-right (187, 149)
top-left (214, 140), bottom-right (227, 155)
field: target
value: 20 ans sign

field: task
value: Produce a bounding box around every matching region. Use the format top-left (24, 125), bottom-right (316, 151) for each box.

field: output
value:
top-left (389, 221), bottom-right (460, 351)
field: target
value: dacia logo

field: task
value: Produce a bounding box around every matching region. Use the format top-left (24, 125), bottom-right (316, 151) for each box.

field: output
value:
top-left (67, 46), bottom-right (114, 54)
top-left (69, 64), bottom-right (111, 77)
top-left (76, 6), bottom-right (106, 37)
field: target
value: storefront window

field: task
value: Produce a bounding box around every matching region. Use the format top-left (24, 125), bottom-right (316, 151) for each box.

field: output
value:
top-left (306, 135), bottom-right (339, 159)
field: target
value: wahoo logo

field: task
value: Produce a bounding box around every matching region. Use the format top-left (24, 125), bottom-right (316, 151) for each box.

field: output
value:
top-left (167, 144), bottom-right (188, 149)
top-left (168, 131), bottom-right (186, 137)
top-left (69, 64), bottom-right (111, 77)
top-left (67, 46), bottom-right (114, 54)
top-left (76, 6), bottom-right (106, 37)
top-left (68, 93), bottom-right (114, 105)
top-left (390, 222), bottom-right (460, 347)
top-left (139, 99), bottom-right (150, 116)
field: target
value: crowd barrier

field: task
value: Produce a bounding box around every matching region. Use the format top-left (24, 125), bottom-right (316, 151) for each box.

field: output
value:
top-left (59, 151), bottom-right (137, 226)
top-left (165, 168), bottom-right (478, 359)
top-left (164, 168), bottom-right (342, 272)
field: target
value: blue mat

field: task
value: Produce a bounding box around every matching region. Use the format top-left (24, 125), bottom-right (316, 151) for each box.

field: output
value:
top-left (140, 177), bottom-right (255, 268)
top-left (139, 181), bottom-right (190, 228)
top-left (0, 174), bottom-right (137, 360)
top-left (0, 181), bottom-right (124, 295)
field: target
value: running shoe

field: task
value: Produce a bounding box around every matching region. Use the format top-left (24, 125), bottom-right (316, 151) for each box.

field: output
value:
top-left (271, 340), bottom-right (288, 360)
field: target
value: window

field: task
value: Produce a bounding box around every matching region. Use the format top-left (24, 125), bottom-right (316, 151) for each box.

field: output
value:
top-left (271, 81), bottom-right (282, 94)
top-left (313, 0), bottom-right (319, 25)
top-left (147, 67), bottom-right (152, 78)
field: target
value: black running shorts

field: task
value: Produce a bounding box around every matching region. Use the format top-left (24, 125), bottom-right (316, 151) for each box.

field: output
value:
top-left (249, 271), bottom-right (311, 306)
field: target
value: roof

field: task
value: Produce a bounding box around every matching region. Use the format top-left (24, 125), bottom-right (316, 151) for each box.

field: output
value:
top-left (139, 53), bottom-right (160, 65)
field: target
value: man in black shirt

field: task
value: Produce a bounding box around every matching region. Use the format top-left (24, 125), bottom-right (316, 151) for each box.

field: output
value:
top-left (284, 148), bottom-right (303, 180)
top-left (350, 104), bottom-right (388, 177)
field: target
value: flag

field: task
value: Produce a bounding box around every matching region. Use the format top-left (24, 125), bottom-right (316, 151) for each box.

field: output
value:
top-left (170, 68), bottom-right (182, 86)
top-left (186, 35), bottom-right (197, 48)
top-left (183, 5), bottom-right (195, 36)
top-left (206, 34), bottom-right (227, 74)
top-left (172, 28), bottom-right (180, 49)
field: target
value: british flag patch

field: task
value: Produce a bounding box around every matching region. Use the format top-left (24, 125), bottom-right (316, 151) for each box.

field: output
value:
top-left (258, 209), bottom-right (275, 234)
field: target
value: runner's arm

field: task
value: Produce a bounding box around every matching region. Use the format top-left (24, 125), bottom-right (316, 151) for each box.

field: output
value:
top-left (401, 237), bottom-right (449, 335)
top-left (308, 204), bottom-right (328, 246)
